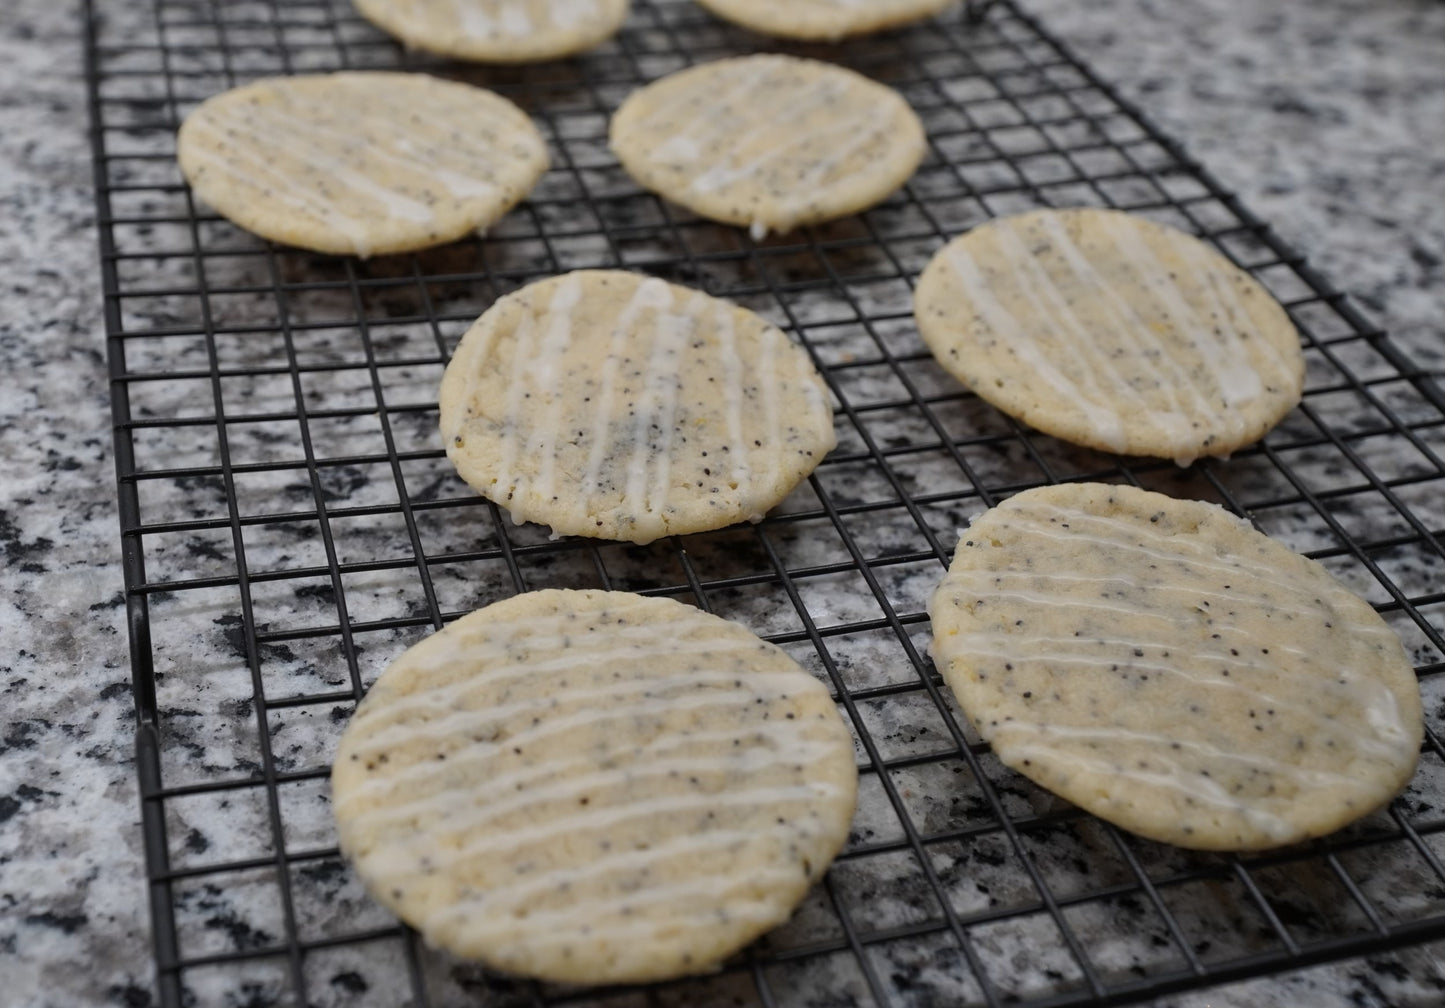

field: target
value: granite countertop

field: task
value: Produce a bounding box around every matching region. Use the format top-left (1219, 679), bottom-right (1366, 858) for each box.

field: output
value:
top-left (2, 0), bottom-right (1442, 1006)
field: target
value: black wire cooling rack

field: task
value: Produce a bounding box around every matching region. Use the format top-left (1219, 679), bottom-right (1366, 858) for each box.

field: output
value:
top-left (86, 0), bottom-right (1445, 1005)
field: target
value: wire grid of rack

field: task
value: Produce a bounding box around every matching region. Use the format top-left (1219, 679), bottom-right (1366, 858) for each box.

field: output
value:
top-left (85, 0), bottom-right (1445, 1005)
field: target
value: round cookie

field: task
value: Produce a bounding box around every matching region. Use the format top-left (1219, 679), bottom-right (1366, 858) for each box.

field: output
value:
top-left (928, 483), bottom-right (1423, 851)
top-left (697, 0), bottom-right (956, 40)
top-left (352, 0), bottom-right (629, 62)
top-left (331, 589), bottom-right (858, 983)
top-left (438, 269), bottom-right (837, 544)
top-left (609, 54), bottom-right (926, 240)
top-left (913, 207), bottom-right (1305, 466)
top-left (176, 72), bottom-right (548, 257)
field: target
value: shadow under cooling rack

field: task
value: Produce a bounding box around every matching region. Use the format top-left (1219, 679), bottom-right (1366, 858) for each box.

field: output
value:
top-left (85, 0), bottom-right (1445, 1005)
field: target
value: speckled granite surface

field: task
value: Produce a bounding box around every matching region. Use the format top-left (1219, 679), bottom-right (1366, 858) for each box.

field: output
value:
top-left (2, 0), bottom-right (1443, 1006)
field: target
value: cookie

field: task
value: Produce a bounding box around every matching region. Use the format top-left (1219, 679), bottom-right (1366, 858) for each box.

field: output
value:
top-left (331, 589), bottom-right (858, 983)
top-left (353, 0), bottom-right (629, 62)
top-left (610, 54), bottom-right (926, 240)
top-left (697, 0), bottom-right (956, 40)
top-left (176, 72), bottom-right (548, 257)
top-left (928, 483), bottom-right (1422, 851)
top-left (913, 207), bottom-right (1305, 465)
top-left (438, 270), bottom-right (836, 544)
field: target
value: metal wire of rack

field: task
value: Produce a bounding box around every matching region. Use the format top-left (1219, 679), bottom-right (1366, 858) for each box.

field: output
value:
top-left (84, 0), bottom-right (1445, 1005)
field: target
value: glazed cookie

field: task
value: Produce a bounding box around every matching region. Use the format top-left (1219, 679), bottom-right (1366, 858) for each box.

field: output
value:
top-left (438, 270), bottom-right (836, 544)
top-left (928, 483), bottom-right (1422, 851)
top-left (610, 54), bottom-right (926, 239)
top-left (331, 589), bottom-right (858, 984)
top-left (913, 207), bottom-right (1305, 465)
top-left (353, 0), bottom-right (629, 62)
top-left (177, 72), bottom-right (547, 257)
top-left (697, 0), bottom-right (956, 40)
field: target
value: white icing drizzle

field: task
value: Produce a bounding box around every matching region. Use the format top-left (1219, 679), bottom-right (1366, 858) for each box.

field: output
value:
top-left (389, 784), bottom-right (838, 866)
top-left (630, 58), bottom-right (901, 210)
top-left (982, 224), bottom-right (1131, 449)
top-left (346, 719), bottom-right (836, 811)
top-left (624, 286), bottom-right (690, 516)
top-left (992, 725), bottom-right (1302, 843)
top-left (962, 532), bottom-right (1344, 626)
top-left (691, 113), bottom-right (853, 195)
top-left (782, 118), bottom-right (894, 208)
top-left (349, 638), bottom-right (768, 744)
top-left (1030, 212), bottom-right (1211, 443)
top-left (180, 118), bottom-right (377, 255)
top-left (349, 681), bottom-right (767, 774)
top-left (957, 639), bottom-right (1402, 759)
top-left (425, 861), bottom-right (801, 942)
top-left (1095, 215), bottom-right (1255, 437)
top-left (946, 497), bottom-right (1416, 826)
top-left (714, 301), bottom-right (750, 490)
top-left (442, 0), bottom-right (592, 36)
top-left (436, 829), bottom-right (778, 912)
top-left (531, 274), bottom-right (585, 502)
top-left (651, 135), bottom-right (702, 163)
top-left (1032, 504), bottom-right (1317, 587)
top-left (632, 68), bottom-right (777, 160)
top-left (944, 245), bottom-right (1119, 447)
top-left (756, 322), bottom-right (782, 497)
top-left (236, 101), bottom-right (500, 205)
top-left (687, 76), bottom-right (858, 195)
top-left (795, 336), bottom-right (833, 440)
top-left (990, 502), bottom-right (1399, 646)
top-left (357, 744), bottom-right (847, 841)
top-left (1169, 239), bottom-right (1267, 404)
top-left (453, 0), bottom-right (498, 35)
top-left (492, 300), bottom-right (539, 508)
top-left (550, 0), bottom-right (601, 30)
top-left (575, 276), bottom-right (673, 512)
top-left (500, 3), bottom-right (533, 34)
top-left (1174, 235), bottom-right (1302, 400)
top-left (993, 721), bottom-right (1369, 792)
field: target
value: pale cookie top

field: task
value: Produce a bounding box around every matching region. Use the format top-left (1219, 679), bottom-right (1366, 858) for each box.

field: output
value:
top-left (697, 0), bottom-right (956, 40)
top-left (438, 270), bottom-right (837, 544)
top-left (331, 589), bottom-right (859, 984)
top-left (913, 208), bottom-right (1306, 465)
top-left (176, 72), bottom-right (548, 258)
top-left (928, 483), bottom-right (1422, 851)
top-left (353, 0), bottom-right (629, 62)
top-left (610, 54), bottom-right (927, 240)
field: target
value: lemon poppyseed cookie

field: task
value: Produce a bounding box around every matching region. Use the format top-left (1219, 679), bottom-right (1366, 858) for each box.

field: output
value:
top-left (438, 270), bottom-right (836, 544)
top-left (697, 0), bottom-right (955, 40)
top-left (353, 0), bottom-right (629, 62)
top-left (928, 483), bottom-right (1422, 851)
top-left (176, 72), bottom-right (548, 257)
top-left (332, 589), bottom-right (858, 983)
top-left (913, 208), bottom-right (1305, 465)
top-left (610, 54), bottom-right (926, 240)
